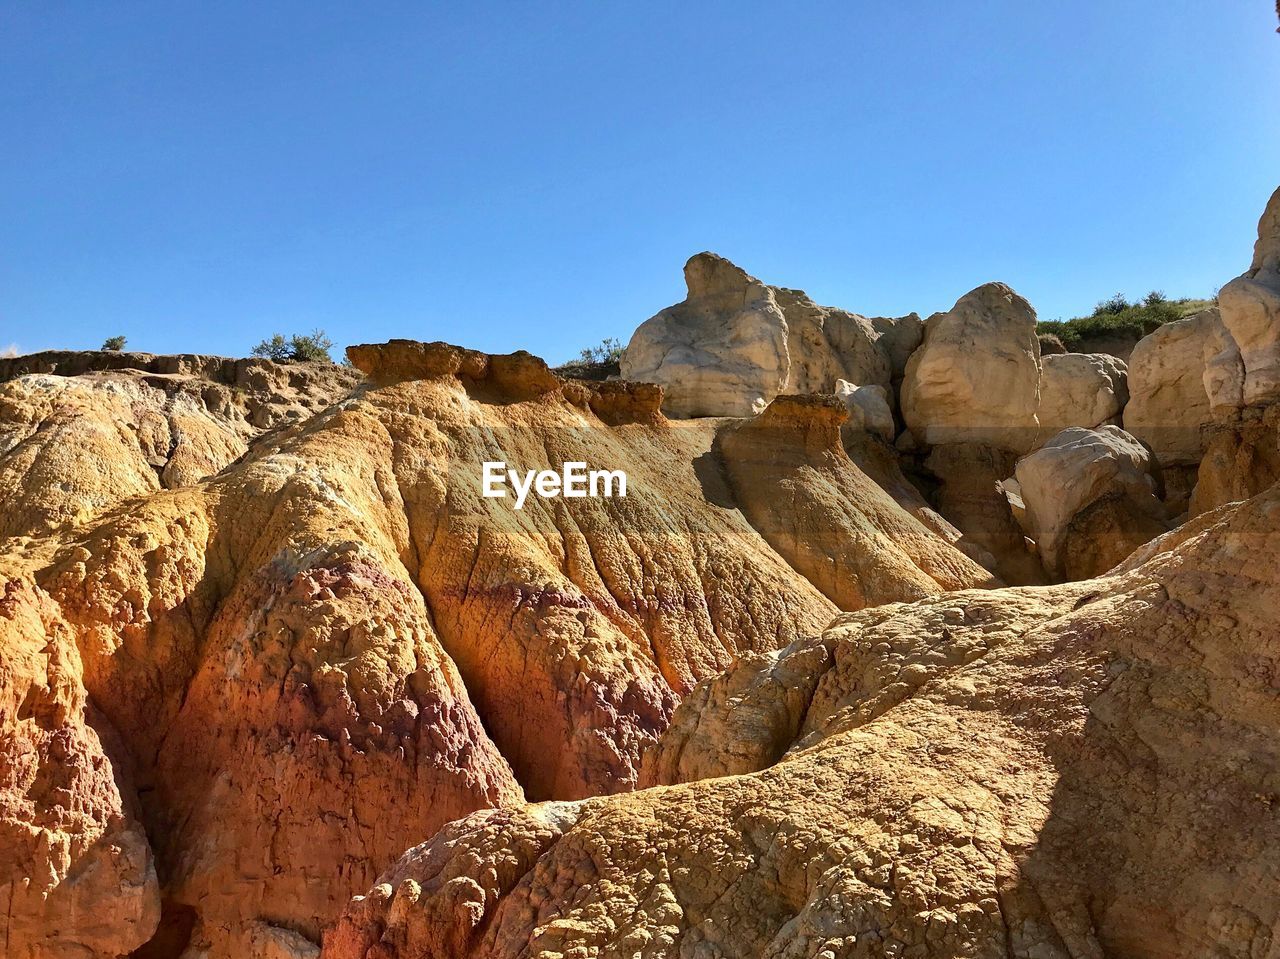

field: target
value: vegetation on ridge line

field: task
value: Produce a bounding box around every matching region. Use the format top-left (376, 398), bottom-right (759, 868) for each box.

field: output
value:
top-left (555, 336), bottom-right (624, 381)
top-left (251, 329), bottom-right (336, 363)
top-left (1037, 290), bottom-right (1215, 349)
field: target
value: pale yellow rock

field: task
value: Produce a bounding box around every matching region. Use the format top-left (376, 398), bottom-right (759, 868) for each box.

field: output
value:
top-left (901, 282), bottom-right (1042, 452)
top-left (620, 253), bottom-right (920, 418)
top-left (0, 353), bottom-right (357, 540)
top-left (1123, 308), bottom-right (1223, 466)
top-left (0, 341), bottom-right (992, 957)
top-left (1013, 426), bottom-right (1168, 580)
top-left (1036, 352), bottom-right (1128, 442)
top-left (1218, 186), bottom-right (1280, 405)
top-left (834, 378), bottom-right (895, 441)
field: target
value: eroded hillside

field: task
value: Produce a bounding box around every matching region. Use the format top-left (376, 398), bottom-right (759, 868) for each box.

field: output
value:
top-left (0, 341), bottom-right (991, 958)
top-left (3, 186), bottom-right (1277, 959)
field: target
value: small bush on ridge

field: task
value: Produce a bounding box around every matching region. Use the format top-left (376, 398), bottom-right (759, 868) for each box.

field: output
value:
top-left (251, 330), bottom-right (335, 363)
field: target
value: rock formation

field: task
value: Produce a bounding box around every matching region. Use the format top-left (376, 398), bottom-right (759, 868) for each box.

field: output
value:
top-left (620, 253), bottom-right (920, 418)
top-left (1192, 400), bottom-right (1280, 517)
top-left (834, 378), bottom-right (895, 441)
top-left (1035, 351), bottom-right (1128, 441)
top-left (1013, 426), bottom-right (1168, 580)
top-left (8, 187), bottom-right (1280, 959)
top-left (1218, 186), bottom-right (1280, 405)
top-left (921, 443), bottom-right (1048, 586)
top-left (0, 341), bottom-right (992, 957)
top-left (715, 394), bottom-right (996, 610)
top-left (1191, 187), bottom-right (1280, 517)
top-left (1122, 308), bottom-right (1222, 468)
top-left (0, 352), bottom-right (358, 540)
top-left (901, 282), bottom-right (1042, 453)
top-left (326, 480), bottom-right (1280, 959)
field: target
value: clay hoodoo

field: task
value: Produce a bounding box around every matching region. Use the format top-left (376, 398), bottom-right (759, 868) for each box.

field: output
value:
top-left (620, 253), bottom-right (920, 419)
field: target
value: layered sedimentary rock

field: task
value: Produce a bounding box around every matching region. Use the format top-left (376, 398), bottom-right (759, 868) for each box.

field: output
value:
top-left (1, 341), bottom-right (994, 957)
top-left (1013, 426), bottom-right (1168, 580)
top-left (328, 480), bottom-right (1280, 959)
top-left (716, 394), bottom-right (996, 610)
top-left (901, 282), bottom-right (1042, 453)
top-left (0, 352), bottom-right (358, 540)
top-left (1191, 188), bottom-right (1280, 516)
top-left (620, 253), bottom-right (920, 418)
top-left (922, 443), bottom-right (1047, 586)
top-left (1192, 399), bottom-right (1280, 516)
top-left (1035, 351), bottom-right (1128, 441)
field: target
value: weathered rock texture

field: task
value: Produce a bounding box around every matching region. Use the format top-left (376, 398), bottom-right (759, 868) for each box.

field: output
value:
top-left (901, 282), bottom-right (1043, 453)
top-left (922, 443), bottom-right (1048, 586)
top-left (620, 254), bottom-right (920, 418)
top-left (1122, 309), bottom-right (1223, 467)
top-left (1013, 426), bottom-right (1168, 580)
top-left (716, 394), bottom-right (996, 610)
top-left (834, 379), bottom-right (895, 441)
top-left (328, 481), bottom-right (1280, 959)
top-left (1035, 352), bottom-right (1128, 442)
top-left (0, 341), bottom-right (992, 957)
top-left (1191, 188), bottom-right (1280, 517)
top-left (1218, 186), bottom-right (1280, 406)
top-left (0, 352), bottom-right (358, 540)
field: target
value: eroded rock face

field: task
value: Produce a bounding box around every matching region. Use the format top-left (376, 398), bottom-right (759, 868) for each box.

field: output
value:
top-left (922, 443), bottom-right (1048, 586)
top-left (1218, 186), bottom-right (1280, 406)
top-left (1014, 426), bottom-right (1168, 580)
top-left (620, 253), bottom-right (920, 418)
top-left (834, 379), bottom-right (895, 441)
top-left (0, 353), bottom-right (358, 540)
top-left (1192, 400), bottom-right (1280, 516)
top-left (716, 394), bottom-right (997, 610)
top-left (328, 482), bottom-right (1280, 959)
top-left (1123, 308), bottom-right (1223, 467)
top-left (901, 282), bottom-right (1042, 453)
top-left (1036, 352), bottom-right (1128, 441)
top-left (1, 341), bottom-right (997, 957)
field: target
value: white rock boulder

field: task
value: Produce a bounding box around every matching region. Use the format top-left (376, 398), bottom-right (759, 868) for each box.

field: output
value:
top-left (834, 379), bottom-right (894, 441)
top-left (620, 254), bottom-right (788, 417)
top-left (1036, 352), bottom-right (1128, 441)
top-left (1123, 309), bottom-right (1223, 466)
top-left (1014, 426), bottom-right (1167, 580)
top-left (901, 282), bottom-right (1042, 452)
top-left (621, 253), bottom-right (921, 418)
top-left (1217, 186), bottom-right (1280, 406)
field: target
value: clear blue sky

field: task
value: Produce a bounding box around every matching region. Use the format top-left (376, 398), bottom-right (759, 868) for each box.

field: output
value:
top-left (1, 2), bottom-right (1278, 362)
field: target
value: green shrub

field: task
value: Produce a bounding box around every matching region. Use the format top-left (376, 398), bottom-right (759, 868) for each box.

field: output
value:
top-left (1095, 292), bottom-right (1130, 315)
top-left (101, 335), bottom-right (127, 352)
top-left (251, 329), bottom-right (335, 363)
top-left (578, 337), bottom-right (624, 365)
top-left (1037, 295), bottom-right (1213, 350)
top-left (555, 337), bottom-right (625, 381)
